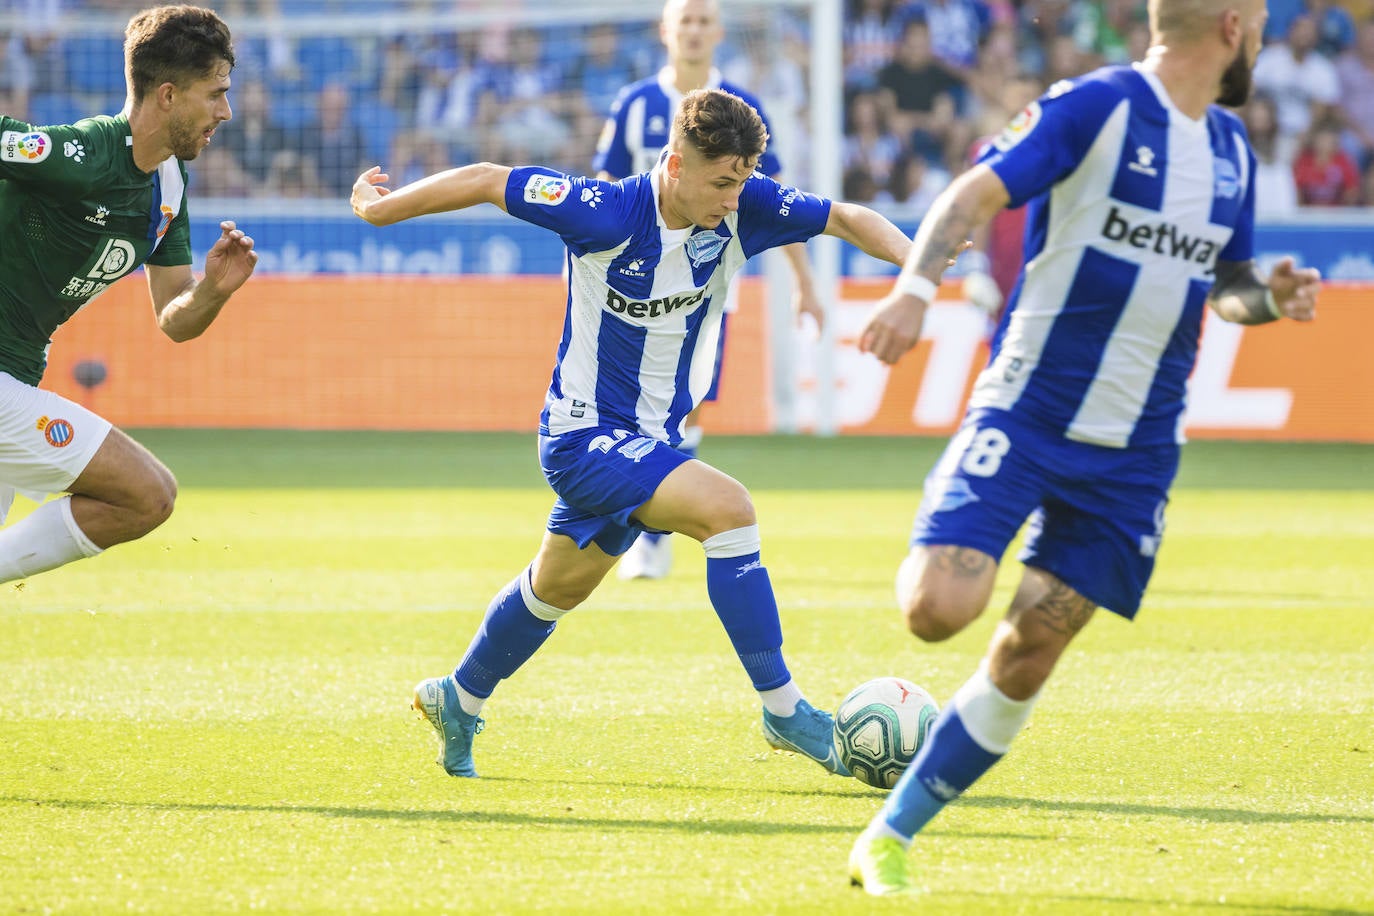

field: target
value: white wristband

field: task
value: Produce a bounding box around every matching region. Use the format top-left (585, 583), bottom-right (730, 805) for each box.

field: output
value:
top-left (1263, 288), bottom-right (1283, 320)
top-left (896, 273), bottom-right (938, 303)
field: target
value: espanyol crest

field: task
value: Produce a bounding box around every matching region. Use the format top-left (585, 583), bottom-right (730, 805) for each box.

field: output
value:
top-left (685, 229), bottom-right (727, 267)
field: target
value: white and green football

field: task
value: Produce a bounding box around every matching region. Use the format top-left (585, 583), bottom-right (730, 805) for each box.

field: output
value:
top-left (833, 677), bottom-right (940, 789)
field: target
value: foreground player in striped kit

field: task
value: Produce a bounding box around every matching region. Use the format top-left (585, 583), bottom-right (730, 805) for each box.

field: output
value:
top-left (847, 0), bottom-right (1321, 895)
top-left (351, 89), bottom-right (911, 779)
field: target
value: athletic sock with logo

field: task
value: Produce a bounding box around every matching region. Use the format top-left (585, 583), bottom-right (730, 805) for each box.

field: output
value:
top-left (702, 524), bottom-right (790, 691)
top-left (867, 661), bottom-right (1038, 844)
top-left (453, 566), bottom-right (565, 712)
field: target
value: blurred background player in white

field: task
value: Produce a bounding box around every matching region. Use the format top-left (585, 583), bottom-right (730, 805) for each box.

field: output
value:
top-left (352, 89), bottom-right (912, 780)
top-left (847, 0), bottom-right (1320, 895)
top-left (595, 0), bottom-right (825, 580)
top-left (0, 5), bottom-right (257, 586)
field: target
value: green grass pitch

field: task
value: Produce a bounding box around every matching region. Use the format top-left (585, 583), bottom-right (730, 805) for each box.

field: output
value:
top-left (2, 431), bottom-right (1371, 914)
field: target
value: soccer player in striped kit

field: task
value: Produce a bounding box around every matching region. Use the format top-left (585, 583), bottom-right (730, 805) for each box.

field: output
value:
top-left (0, 6), bottom-right (256, 585)
top-left (596, 0), bottom-right (824, 580)
top-left (352, 89), bottom-right (911, 780)
top-left (847, 0), bottom-right (1321, 895)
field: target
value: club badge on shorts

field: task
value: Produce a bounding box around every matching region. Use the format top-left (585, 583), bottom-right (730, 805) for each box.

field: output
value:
top-left (36, 415), bottom-right (75, 448)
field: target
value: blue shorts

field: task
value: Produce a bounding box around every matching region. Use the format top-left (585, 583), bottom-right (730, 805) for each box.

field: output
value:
top-left (703, 311), bottom-right (730, 403)
top-left (910, 408), bottom-right (1180, 619)
top-left (539, 426), bottom-right (693, 556)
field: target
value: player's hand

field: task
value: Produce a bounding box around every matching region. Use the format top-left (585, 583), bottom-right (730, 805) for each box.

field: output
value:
top-left (203, 220), bottom-right (257, 296)
top-left (793, 286), bottom-right (826, 333)
top-left (1268, 256), bottom-right (1320, 322)
top-left (859, 290), bottom-right (928, 365)
top-left (351, 166), bottom-right (391, 223)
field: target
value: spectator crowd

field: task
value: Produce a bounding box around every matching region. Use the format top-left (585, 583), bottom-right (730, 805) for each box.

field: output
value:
top-left (4, 0), bottom-right (1374, 213)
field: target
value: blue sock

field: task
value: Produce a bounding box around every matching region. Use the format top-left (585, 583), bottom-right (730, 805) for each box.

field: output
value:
top-left (704, 545), bottom-right (790, 691)
top-left (454, 569), bottom-right (558, 698)
top-left (879, 707), bottom-right (1002, 839)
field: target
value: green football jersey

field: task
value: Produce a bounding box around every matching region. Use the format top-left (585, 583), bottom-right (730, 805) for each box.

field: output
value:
top-left (0, 114), bottom-right (192, 385)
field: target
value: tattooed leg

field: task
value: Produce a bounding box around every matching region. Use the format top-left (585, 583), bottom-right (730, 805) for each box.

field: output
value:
top-left (987, 567), bottom-right (1098, 701)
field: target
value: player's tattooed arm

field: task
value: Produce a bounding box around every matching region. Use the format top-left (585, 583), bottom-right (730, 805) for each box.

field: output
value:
top-left (859, 166), bottom-right (1010, 364)
top-left (1210, 257), bottom-right (1321, 325)
top-left (907, 165), bottom-right (1011, 286)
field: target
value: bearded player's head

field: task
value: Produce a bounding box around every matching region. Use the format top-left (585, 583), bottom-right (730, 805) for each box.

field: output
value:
top-left (124, 5), bottom-right (235, 160)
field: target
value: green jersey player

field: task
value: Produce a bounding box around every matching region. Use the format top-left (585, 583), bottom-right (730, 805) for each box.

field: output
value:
top-left (0, 5), bottom-right (257, 585)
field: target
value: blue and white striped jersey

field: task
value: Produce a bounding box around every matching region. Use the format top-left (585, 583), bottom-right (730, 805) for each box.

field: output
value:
top-left (593, 68), bottom-right (783, 179)
top-left (972, 65), bottom-right (1256, 448)
top-left (503, 165), bottom-right (830, 445)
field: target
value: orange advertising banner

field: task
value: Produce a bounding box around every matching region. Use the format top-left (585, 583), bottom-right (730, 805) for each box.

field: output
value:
top-left (40, 276), bottom-right (1373, 442)
top-left (40, 276), bottom-right (772, 433)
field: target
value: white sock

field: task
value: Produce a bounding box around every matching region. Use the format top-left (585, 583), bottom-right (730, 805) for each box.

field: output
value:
top-left (861, 820), bottom-right (913, 850)
top-left (759, 679), bottom-right (803, 717)
top-left (951, 660), bottom-right (1040, 754)
top-left (455, 684), bottom-right (487, 717)
top-left (0, 496), bottom-right (101, 584)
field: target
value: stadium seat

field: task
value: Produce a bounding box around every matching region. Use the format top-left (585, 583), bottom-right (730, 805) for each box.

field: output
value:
top-left (26, 92), bottom-right (87, 128)
top-left (62, 36), bottom-right (127, 96)
top-left (296, 36), bottom-right (360, 90)
top-left (351, 98), bottom-right (403, 163)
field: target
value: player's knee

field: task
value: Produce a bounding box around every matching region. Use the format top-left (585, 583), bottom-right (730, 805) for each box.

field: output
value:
top-left (900, 593), bottom-right (978, 642)
top-left (130, 467), bottom-right (177, 535)
top-left (532, 585), bottom-right (590, 611)
top-left (895, 548), bottom-right (995, 642)
top-left (896, 570), bottom-right (986, 643)
top-left (701, 483), bottom-right (756, 536)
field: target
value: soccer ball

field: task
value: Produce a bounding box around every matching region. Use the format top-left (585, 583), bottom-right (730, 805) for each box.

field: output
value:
top-left (833, 677), bottom-right (940, 790)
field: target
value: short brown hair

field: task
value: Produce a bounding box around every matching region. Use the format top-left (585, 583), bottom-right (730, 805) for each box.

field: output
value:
top-left (672, 88), bottom-right (768, 164)
top-left (125, 5), bottom-right (235, 103)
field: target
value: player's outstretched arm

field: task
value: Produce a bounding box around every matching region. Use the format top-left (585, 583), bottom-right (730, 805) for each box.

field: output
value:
top-left (352, 163), bottom-right (514, 226)
top-left (1209, 257), bottom-right (1320, 325)
top-left (822, 202), bottom-right (911, 268)
top-left (859, 165), bottom-right (1009, 365)
top-left (147, 220), bottom-right (258, 342)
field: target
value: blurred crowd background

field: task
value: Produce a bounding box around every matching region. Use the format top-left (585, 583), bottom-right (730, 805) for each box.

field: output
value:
top-left (4, 0), bottom-right (1373, 213)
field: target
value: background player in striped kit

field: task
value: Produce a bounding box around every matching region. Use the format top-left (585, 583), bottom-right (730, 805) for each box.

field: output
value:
top-left (0, 5), bottom-right (257, 585)
top-left (847, 0), bottom-right (1321, 895)
top-left (596, 0), bottom-right (824, 580)
top-left (352, 89), bottom-right (911, 780)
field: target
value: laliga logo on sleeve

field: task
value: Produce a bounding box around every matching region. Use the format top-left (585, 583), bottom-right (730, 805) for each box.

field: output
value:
top-left (524, 174), bottom-right (571, 206)
top-left (993, 102), bottom-right (1041, 152)
top-left (2, 130), bottom-right (51, 163)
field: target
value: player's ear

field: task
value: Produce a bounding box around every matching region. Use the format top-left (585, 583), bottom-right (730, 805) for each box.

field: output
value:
top-left (1220, 7), bottom-right (1243, 48)
top-left (156, 81), bottom-right (177, 111)
top-left (665, 150), bottom-right (684, 180)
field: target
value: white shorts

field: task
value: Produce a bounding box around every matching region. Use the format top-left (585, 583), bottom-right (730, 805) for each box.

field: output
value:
top-left (1, 371), bottom-right (112, 522)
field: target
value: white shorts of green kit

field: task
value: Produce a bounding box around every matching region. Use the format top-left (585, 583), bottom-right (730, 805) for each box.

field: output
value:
top-left (0, 371), bottom-right (112, 523)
